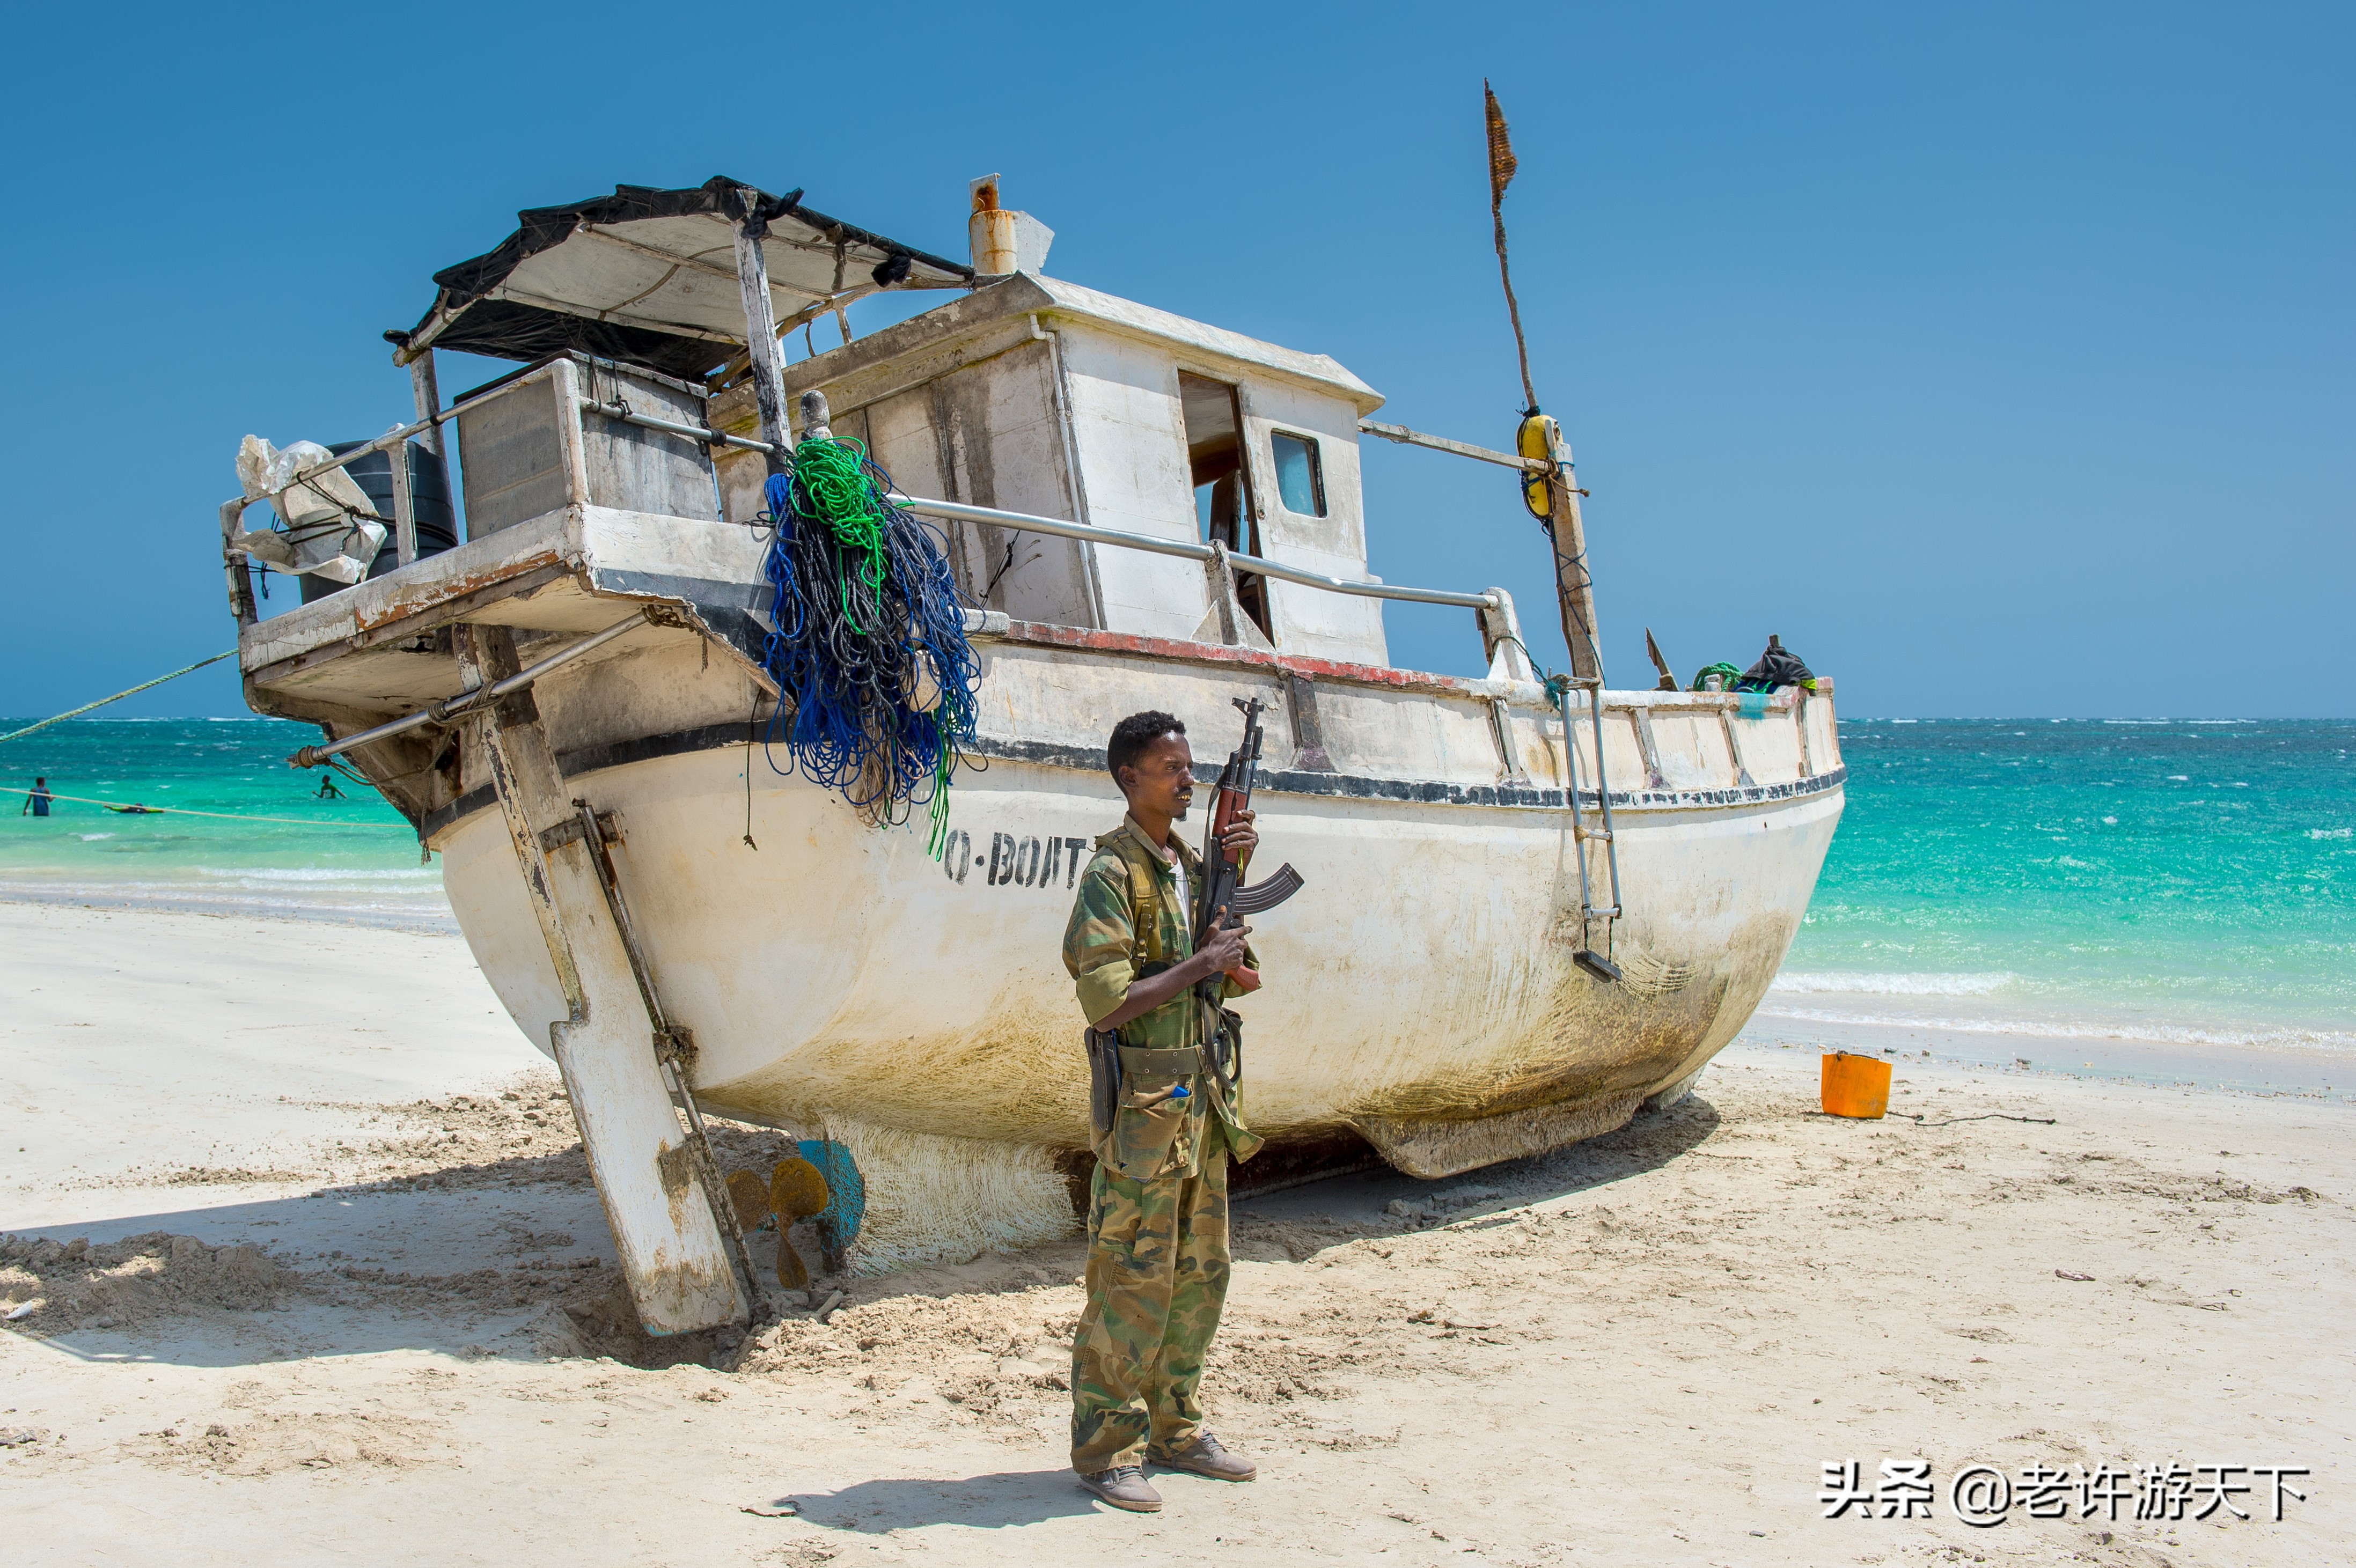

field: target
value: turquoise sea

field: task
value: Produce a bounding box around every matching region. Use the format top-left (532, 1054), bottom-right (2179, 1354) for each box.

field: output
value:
top-left (2, 716), bottom-right (2350, 1052)
top-left (1768, 718), bottom-right (2353, 1055)
top-left (0, 718), bottom-right (447, 929)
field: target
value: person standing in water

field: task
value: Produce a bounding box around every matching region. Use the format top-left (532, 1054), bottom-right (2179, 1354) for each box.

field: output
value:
top-left (1061, 710), bottom-right (1263, 1513)
top-left (21, 777), bottom-right (53, 817)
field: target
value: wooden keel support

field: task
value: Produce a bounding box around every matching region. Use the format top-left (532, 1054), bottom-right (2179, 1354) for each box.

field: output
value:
top-left (453, 624), bottom-right (745, 1335)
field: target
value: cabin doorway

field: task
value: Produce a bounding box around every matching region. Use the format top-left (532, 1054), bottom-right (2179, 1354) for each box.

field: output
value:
top-left (1177, 372), bottom-right (1273, 642)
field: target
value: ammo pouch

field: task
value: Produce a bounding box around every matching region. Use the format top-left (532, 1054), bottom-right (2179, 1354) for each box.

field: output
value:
top-left (1086, 1037), bottom-right (1208, 1138)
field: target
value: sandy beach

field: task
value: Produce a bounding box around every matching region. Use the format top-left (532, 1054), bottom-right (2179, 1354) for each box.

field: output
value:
top-left (2, 899), bottom-right (2348, 1566)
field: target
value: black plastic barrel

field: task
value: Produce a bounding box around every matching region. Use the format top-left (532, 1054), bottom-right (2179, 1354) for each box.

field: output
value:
top-left (298, 440), bottom-right (459, 603)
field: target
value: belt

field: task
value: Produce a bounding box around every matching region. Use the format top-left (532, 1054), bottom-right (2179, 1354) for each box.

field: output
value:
top-left (1118, 1045), bottom-right (1202, 1077)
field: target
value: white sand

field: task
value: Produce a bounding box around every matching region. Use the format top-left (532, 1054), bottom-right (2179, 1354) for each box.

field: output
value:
top-left (2, 900), bottom-right (2350, 1566)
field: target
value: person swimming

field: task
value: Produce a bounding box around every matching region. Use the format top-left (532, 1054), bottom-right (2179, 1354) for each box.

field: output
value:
top-left (103, 803), bottom-right (162, 815)
top-left (20, 778), bottom-right (52, 817)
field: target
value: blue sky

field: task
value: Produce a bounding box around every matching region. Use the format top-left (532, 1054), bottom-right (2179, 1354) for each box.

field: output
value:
top-left (0, 2), bottom-right (2346, 720)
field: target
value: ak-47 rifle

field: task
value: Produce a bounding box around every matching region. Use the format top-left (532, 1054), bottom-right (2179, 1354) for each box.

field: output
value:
top-left (1192, 697), bottom-right (1304, 1092)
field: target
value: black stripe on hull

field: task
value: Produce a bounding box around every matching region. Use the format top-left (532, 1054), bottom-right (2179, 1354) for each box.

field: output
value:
top-left (423, 721), bottom-right (1845, 842)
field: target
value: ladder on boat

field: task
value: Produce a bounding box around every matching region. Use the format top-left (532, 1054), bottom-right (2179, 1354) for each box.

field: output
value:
top-left (1554, 666), bottom-right (1625, 984)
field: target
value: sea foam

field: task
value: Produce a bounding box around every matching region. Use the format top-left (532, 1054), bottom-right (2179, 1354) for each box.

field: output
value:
top-left (1771, 971), bottom-right (2016, 997)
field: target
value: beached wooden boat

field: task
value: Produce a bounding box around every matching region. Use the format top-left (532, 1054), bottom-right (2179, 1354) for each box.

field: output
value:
top-left (218, 177), bottom-right (1843, 1331)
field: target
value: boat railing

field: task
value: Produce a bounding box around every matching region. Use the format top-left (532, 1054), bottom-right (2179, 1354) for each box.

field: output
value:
top-left (217, 364), bottom-right (1505, 630)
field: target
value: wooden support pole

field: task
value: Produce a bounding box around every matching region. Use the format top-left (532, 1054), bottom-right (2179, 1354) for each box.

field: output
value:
top-left (452, 624), bottom-right (745, 1335)
top-left (407, 349), bottom-right (444, 460)
top-left (731, 189), bottom-right (794, 477)
top-left (219, 498), bottom-right (258, 629)
top-left (387, 437), bottom-right (417, 568)
top-left (1539, 418), bottom-right (1604, 686)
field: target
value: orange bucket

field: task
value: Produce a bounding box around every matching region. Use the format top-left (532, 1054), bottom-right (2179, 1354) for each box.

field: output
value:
top-left (1820, 1052), bottom-right (1892, 1118)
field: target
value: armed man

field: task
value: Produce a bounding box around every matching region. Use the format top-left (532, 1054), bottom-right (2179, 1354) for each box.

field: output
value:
top-left (1062, 708), bottom-right (1266, 1512)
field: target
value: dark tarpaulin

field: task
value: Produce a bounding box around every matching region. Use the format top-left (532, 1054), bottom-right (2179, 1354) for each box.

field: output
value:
top-left (421, 299), bottom-right (738, 381)
top-left (1736, 636), bottom-right (1816, 692)
top-left (396, 175), bottom-right (973, 379)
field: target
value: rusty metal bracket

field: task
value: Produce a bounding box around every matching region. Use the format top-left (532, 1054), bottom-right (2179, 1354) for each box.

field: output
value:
top-left (538, 809), bottom-right (623, 856)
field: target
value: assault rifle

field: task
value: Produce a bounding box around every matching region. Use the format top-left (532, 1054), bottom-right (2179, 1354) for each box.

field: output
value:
top-left (1192, 697), bottom-right (1304, 1089)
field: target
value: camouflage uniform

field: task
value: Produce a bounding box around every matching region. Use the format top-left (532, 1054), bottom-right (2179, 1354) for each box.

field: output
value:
top-left (1063, 813), bottom-right (1263, 1473)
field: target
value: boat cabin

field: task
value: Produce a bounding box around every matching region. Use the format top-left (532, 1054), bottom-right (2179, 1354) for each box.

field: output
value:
top-left (705, 272), bottom-right (1391, 665)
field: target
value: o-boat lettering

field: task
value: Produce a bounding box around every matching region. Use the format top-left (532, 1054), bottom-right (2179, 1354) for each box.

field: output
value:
top-left (945, 830), bottom-right (1103, 891)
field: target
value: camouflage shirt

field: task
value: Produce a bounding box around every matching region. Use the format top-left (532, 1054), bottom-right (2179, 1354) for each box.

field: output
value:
top-left (1064, 814), bottom-right (1263, 1179)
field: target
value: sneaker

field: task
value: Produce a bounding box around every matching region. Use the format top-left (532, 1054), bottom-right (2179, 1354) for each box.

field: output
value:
top-left (1148, 1430), bottom-right (1257, 1481)
top-left (1076, 1464), bottom-right (1163, 1512)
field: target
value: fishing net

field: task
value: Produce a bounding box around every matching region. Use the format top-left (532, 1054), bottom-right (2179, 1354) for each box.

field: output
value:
top-left (828, 1122), bottom-right (1077, 1276)
top-left (758, 437), bottom-right (981, 853)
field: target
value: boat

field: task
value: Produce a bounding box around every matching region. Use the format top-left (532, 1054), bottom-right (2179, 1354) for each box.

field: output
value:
top-left (216, 173), bottom-right (1845, 1333)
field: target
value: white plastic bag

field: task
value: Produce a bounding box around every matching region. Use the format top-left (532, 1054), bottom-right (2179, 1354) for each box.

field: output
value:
top-left (230, 435), bottom-right (386, 583)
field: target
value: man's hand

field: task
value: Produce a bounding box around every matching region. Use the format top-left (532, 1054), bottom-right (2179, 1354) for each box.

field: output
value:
top-left (1092, 906), bottom-right (1253, 1031)
top-left (1217, 806), bottom-right (1257, 868)
top-left (1194, 907), bottom-right (1251, 977)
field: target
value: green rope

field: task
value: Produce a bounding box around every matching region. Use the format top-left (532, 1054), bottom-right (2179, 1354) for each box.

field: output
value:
top-left (1, 650), bottom-right (238, 743)
top-left (924, 710), bottom-right (955, 860)
top-left (1687, 661), bottom-right (1741, 693)
top-left (787, 437), bottom-right (890, 633)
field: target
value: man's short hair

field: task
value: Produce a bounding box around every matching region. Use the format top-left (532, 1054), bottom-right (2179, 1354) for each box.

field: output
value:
top-left (1107, 710), bottom-right (1185, 779)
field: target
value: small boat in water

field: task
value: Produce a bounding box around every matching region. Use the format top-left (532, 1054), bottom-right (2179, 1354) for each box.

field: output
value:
top-left (217, 173), bottom-right (1843, 1332)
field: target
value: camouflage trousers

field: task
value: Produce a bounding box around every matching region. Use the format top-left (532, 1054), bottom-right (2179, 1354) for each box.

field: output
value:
top-left (1069, 1150), bottom-right (1231, 1472)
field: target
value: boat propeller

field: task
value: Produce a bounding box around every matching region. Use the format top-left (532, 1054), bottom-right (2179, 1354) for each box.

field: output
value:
top-left (725, 1157), bottom-right (834, 1292)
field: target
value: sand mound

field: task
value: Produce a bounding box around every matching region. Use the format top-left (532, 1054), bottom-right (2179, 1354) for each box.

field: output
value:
top-left (1, 1231), bottom-right (289, 1334)
top-left (124, 1411), bottom-right (450, 1477)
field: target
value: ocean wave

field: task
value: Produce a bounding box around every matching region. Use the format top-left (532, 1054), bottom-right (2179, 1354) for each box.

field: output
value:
top-left (2310, 828), bottom-right (2353, 841)
top-left (1771, 971), bottom-right (2016, 996)
top-left (1755, 1004), bottom-right (2356, 1053)
top-left (76, 833), bottom-right (114, 842)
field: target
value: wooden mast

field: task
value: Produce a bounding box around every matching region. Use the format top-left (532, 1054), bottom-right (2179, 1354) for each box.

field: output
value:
top-left (1486, 81), bottom-right (1603, 685)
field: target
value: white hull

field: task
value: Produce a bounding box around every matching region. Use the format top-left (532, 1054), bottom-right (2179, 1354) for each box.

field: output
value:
top-left (427, 619), bottom-right (1845, 1182)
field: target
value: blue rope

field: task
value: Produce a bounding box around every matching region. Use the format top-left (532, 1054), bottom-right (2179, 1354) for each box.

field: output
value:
top-left (756, 441), bottom-right (982, 846)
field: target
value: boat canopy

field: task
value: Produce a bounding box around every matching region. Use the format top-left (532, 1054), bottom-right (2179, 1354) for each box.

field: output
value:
top-left (393, 176), bottom-right (973, 380)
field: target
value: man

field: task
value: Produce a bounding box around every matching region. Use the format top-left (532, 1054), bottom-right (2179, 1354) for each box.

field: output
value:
top-left (21, 777), bottom-right (52, 818)
top-left (1062, 709), bottom-right (1263, 1513)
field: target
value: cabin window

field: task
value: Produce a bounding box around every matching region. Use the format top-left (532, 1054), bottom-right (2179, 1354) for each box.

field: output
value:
top-left (1272, 432), bottom-right (1326, 517)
